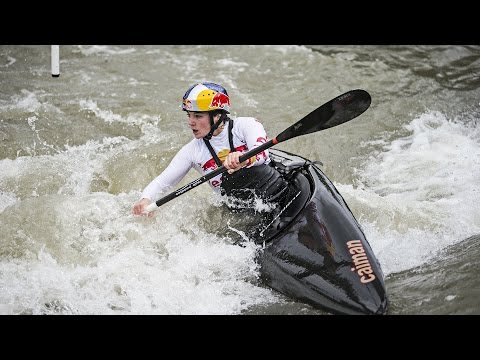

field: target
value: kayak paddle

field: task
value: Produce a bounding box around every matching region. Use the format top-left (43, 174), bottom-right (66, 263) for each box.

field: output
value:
top-left (145, 89), bottom-right (371, 212)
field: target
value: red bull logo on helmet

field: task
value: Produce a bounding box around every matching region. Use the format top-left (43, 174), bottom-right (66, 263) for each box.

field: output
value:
top-left (209, 92), bottom-right (230, 112)
top-left (183, 99), bottom-right (192, 110)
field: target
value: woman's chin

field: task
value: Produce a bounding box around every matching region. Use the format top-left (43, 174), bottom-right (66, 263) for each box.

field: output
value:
top-left (193, 132), bottom-right (204, 139)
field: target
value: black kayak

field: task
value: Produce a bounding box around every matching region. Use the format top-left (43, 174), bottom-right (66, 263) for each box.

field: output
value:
top-left (252, 148), bottom-right (388, 315)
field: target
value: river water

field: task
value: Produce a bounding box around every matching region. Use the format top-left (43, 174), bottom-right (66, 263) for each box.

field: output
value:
top-left (1, 45), bottom-right (479, 315)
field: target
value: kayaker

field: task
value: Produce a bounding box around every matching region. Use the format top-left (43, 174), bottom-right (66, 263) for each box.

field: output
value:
top-left (132, 81), bottom-right (289, 218)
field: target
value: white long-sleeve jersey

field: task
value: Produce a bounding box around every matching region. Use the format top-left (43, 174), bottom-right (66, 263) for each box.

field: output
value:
top-left (141, 117), bottom-right (270, 201)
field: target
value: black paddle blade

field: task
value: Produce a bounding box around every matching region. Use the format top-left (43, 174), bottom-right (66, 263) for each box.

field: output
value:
top-left (276, 89), bottom-right (371, 143)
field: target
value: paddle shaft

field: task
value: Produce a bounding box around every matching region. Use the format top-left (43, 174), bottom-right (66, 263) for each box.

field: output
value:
top-left (145, 89), bottom-right (371, 212)
top-left (148, 138), bottom-right (278, 208)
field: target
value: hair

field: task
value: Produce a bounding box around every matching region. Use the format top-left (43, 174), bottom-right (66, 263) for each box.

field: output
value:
top-left (210, 109), bottom-right (226, 117)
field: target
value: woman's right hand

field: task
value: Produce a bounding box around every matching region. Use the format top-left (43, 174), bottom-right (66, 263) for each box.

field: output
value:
top-left (132, 198), bottom-right (155, 217)
top-left (224, 151), bottom-right (248, 174)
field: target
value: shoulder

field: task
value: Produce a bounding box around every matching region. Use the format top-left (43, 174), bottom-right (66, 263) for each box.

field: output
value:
top-left (232, 116), bottom-right (266, 133)
top-left (232, 116), bottom-right (263, 128)
top-left (232, 116), bottom-right (257, 123)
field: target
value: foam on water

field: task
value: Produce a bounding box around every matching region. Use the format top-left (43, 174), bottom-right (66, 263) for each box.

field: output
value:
top-left (337, 110), bottom-right (480, 275)
top-left (0, 191), bottom-right (280, 314)
top-left (75, 45), bottom-right (137, 56)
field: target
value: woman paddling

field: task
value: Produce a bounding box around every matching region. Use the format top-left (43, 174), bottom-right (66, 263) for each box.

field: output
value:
top-left (132, 82), bottom-right (289, 231)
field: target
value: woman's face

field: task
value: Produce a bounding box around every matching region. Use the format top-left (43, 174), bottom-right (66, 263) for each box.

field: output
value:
top-left (186, 111), bottom-right (220, 139)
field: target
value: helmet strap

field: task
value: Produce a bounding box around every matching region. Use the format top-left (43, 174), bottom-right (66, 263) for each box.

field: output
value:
top-left (204, 112), bottom-right (228, 140)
